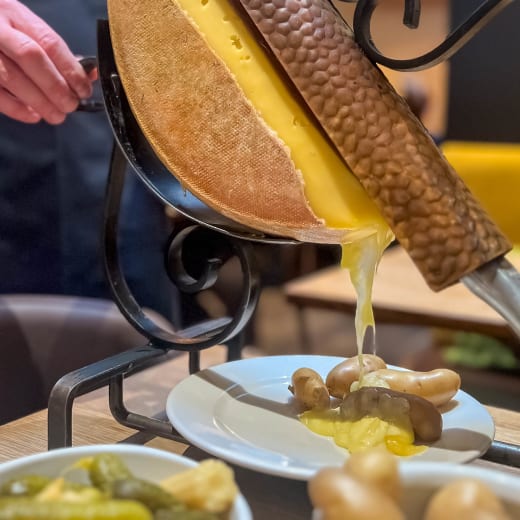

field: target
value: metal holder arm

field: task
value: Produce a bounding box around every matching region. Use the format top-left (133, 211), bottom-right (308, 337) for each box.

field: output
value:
top-left (463, 257), bottom-right (520, 341)
top-left (336, 0), bottom-right (515, 71)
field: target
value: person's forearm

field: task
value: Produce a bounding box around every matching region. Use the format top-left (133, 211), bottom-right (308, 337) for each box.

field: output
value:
top-left (0, 0), bottom-right (94, 124)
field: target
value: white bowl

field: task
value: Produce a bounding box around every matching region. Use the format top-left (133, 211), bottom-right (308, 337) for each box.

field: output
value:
top-left (399, 461), bottom-right (520, 518)
top-left (313, 461), bottom-right (520, 519)
top-left (0, 444), bottom-right (252, 519)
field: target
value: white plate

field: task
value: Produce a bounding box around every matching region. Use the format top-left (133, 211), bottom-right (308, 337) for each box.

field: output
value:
top-left (166, 355), bottom-right (495, 481)
top-left (0, 444), bottom-right (252, 519)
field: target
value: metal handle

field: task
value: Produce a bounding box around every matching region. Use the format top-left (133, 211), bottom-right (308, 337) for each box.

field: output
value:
top-left (462, 256), bottom-right (520, 341)
top-left (76, 56), bottom-right (104, 112)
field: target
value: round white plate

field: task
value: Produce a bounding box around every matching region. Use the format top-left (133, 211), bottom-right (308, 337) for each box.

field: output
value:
top-left (166, 355), bottom-right (495, 481)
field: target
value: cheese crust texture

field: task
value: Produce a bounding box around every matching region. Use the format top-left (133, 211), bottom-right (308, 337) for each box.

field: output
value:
top-left (107, 0), bottom-right (389, 245)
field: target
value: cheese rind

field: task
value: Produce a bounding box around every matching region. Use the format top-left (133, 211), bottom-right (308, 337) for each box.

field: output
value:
top-left (107, 0), bottom-right (389, 243)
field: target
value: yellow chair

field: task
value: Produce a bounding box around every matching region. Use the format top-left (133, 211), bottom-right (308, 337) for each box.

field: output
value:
top-left (442, 141), bottom-right (520, 245)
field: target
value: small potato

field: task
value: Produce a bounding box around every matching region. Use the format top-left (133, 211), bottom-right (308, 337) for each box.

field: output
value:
top-left (343, 447), bottom-right (402, 502)
top-left (424, 478), bottom-right (512, 520)
top-left (308, 467), bottom-right (404, 520)
top-left (326, 355), bottom-right (387, 399)
top-left (289, 368), bottom-right (330, 410)
top-left (371, 368), bottom-right (461, 407)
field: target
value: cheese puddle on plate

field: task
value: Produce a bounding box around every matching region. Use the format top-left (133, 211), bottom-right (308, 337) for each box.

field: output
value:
top-left (300, 408), bottom-right (426, 456)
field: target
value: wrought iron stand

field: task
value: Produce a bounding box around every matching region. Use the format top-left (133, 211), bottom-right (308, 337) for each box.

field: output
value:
top-left (47, 140), bottom-right (264, 448)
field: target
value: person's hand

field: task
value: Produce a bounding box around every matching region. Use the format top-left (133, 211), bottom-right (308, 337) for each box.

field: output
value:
top-left (0, 0), bottom-right (94, 124)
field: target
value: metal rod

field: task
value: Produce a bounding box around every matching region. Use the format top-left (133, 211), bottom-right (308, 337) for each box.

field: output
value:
top-left (48, 346), bottom-right (166, 449)
top-left (482, 440), bottom-right (520, 468)
top-left (109, 375), bottom-right (187, 443)
top-left (462, 256), bottom-right (520, 341)
top-left (189, 351), bottom-right (201, 374)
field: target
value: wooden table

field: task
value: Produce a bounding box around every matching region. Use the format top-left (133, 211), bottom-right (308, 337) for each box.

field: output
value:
top-left (284, 246), bottom-right (520, 343)
top-left (0, 346), bottom-right (519, 519)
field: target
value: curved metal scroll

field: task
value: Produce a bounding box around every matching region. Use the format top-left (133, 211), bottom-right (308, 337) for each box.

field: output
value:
top-left (337, 0), bottom-right (514, 71)
top-left (103, 143), bottom-right (261, 351)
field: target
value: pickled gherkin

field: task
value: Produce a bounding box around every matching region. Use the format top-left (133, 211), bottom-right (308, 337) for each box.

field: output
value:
top-left (85, 454), bottom-right (133, 491)
top-left (0, 453), bottom-right (236, 519)
top-left (0, 497), bottom-right (152, 519)
top-left (0, 475), bottom-right (51, 497)
top-left (110, 478), bottom-right (183, 512)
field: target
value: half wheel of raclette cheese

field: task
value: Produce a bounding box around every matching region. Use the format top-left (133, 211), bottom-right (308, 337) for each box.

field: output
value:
top-left (108, 0), bottom-right (510, 291)
top-left (106, 0), bottom-right (390, 245)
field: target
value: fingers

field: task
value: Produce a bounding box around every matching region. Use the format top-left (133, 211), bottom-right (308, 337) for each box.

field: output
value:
top-left (0, 25), bottom-right (82, 115)
top-left (0, 87), bottom-right (41, 123)
top-left (14, 13), bottom-right (93, 100)
top-left (0, 0), bottom-right (94, 123)
top-left (88, 67), bottom-right (98, 82)
top-left (0, 53), bottom-right (67, 124)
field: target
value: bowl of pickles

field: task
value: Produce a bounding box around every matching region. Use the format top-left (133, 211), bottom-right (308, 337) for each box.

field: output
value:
top-left (0, 444), bottom-right (252, 519)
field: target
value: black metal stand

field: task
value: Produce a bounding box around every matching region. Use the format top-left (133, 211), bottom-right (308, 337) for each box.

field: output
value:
top-left (47, 149), bottom-right (262, 448)
top-left (47, 138), bottom-right (266, 449)
top-left (48, 346), bottom-right (168, 449)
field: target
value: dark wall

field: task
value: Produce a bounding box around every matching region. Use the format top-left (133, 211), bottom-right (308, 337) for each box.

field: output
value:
top-left (446, 1), bottom-right (520, 142)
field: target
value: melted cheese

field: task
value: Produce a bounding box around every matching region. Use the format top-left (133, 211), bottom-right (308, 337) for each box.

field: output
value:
top-left (301, 408), bottom-right (426, 457)
top-left (176, 0), bottom-right (394, 353)
top-left (175, 1), bottom-right (386, 228)
top-left (341, 229), bottom-right (393, 361)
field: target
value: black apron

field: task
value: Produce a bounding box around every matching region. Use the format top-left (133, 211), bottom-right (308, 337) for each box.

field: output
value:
top-left (0, 0), bottom-right (176, 321)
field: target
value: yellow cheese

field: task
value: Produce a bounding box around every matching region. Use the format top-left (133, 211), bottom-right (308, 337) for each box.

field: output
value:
top-left (300, 409), bottom-right (426, 456)
top-left (175, 0), bottom-right (386, 232)
top-left (175, 0), bottom-right (394, 352)
top-left (341, 230), bottom-right (393, 355)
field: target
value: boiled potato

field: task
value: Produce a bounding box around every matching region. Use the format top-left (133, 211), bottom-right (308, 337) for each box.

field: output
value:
top-left (343, 447), bottom-right (402, 502)
top-left (308, 467), bottom-right (404, 520)
top-left (424, 478), bottom-right (511, 520)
